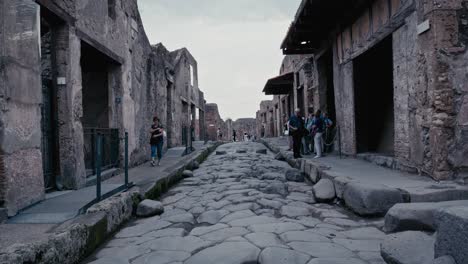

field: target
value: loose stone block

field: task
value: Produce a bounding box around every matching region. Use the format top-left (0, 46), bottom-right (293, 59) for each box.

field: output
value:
top-left (182, 170), bottom-right (194, 178)
top-left (136, 199), bottom-right (164, 218)
top-left (313, 179), bottom-right (336, 202)
top-left (343, 183), bottom-right (405, 216)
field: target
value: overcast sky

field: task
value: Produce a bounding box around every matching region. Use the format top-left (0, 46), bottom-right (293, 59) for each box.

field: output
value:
top-left (138, 0), bottom-right (301, 120)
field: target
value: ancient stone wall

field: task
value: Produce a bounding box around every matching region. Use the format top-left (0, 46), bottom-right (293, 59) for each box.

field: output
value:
top-left (0, 0), bottom-right (45, 215)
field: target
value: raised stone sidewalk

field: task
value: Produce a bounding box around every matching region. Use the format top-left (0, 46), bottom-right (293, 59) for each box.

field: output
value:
top-left (0, 142), bottom-right (219, 264)
top-left (260, 137), bottom-right (468, 216)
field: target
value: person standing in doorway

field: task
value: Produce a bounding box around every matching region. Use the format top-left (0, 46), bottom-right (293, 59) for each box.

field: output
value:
top-left (323, 113), bottom-right (334, 153)
top-left (304, 110), bottom-right (315, 155)
top-left (217, 128), bottom-right (222, 141)
top-left (233, 130), bottom-right (237, 142)
top-left (312, 110), bottom-right (324, 159)
top-left (289, 108), bottom-right (305, 159)
top-left (150, 117), bottom-right (164, 166)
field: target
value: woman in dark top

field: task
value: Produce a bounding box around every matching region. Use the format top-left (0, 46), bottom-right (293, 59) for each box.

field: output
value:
top-left (150, 117), bottom-right (164, 166)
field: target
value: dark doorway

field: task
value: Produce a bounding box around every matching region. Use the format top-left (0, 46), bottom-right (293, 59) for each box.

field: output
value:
top-left (40, 10), bottom-right (60, 191)
top-left (353, 36), bottom-right (394, 155)
top-left (297, 86), bottom-right (305, 116)
top-left (81, 42), bottom-right (110, 128)
top-left (317, 49), bottom-right (336, 122)
top-left (81, 42), bottom-right (119, 176)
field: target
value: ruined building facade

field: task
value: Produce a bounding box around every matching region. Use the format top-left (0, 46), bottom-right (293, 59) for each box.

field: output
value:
top-left (205, 103), bottom-right (228, 141)
top-left (0, 0), bottom-right (206, 216)
top-left (260, 0), bottom-right (468, 181)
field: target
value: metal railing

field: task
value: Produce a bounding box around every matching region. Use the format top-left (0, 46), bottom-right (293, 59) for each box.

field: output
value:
top-left (80, 132), bottom-right (133, 213)
top-left (84, 128), bottom-right (120, 177)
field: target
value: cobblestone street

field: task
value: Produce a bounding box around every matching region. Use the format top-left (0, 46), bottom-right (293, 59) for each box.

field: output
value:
top-left (86, 142), bottom-right (386, 264)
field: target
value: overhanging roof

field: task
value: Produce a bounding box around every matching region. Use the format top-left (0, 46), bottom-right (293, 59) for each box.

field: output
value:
top-left (281, 0), bottom-right (372, 55)
top-left (263, 72), bottom-right (294, 95)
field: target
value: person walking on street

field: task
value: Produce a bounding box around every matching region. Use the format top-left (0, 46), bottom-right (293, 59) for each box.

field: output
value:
top-left (312, 110), bottom-right (324, 159)
top-left (289, 108), bottom-right (305, 159)
top-left (150, 117), bottom-right (164, 166)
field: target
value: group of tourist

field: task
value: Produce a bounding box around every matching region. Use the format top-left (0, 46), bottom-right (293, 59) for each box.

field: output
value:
top-left (287, 108), bottom-right (333, 159)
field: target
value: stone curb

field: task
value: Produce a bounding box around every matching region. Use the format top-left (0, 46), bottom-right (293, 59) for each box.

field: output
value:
top-left (0, 143), bottom-right (220, 264)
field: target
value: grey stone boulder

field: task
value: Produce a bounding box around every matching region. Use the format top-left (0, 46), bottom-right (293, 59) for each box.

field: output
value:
top-left (216, 150), bottom-right (227, 155)
top-left (385, 200), bottom-right (468, 233)
top-left (434, 206), bottom-right (468, 264)
top-left (313, 179), bottom-right (336, 202)
top-left (343, 183), bottom-right (405, 216)
top-left (275, 152), bottom-right (285, 161)
top-left (256, 149), bottom-right (268, 154)
top-left (136, 199), bottom-right (164, 217)
top-left (182, 170), bottom-right (194, 178)
top-left (381, 231), bottom-right (435, 264)
top-left (433, 256), bottom-right (456, 264)
top-left (286, 169), bottom-right (305, 182)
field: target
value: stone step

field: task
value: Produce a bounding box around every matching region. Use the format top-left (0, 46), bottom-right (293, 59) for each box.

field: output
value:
top-left (384, 200), bottom-right (468, 233)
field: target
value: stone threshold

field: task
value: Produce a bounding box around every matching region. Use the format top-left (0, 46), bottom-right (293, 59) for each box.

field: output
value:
top-left (259, 138), bottom-right (468, 217)
top-left (0, 143), bottom-right (220, 264)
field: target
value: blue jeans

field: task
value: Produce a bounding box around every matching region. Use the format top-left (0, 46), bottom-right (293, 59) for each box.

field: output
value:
top-left (151, 141), bottom-right (163, 160)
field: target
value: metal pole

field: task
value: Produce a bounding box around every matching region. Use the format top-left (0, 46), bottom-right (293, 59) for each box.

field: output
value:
top-left (124, 132), bottom-right (129, 187)
top-left (96, 133), bottom-right (102, 201)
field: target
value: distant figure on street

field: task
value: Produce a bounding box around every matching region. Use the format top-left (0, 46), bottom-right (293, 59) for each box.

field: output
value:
top-left (304, 110), bottom-right (315, 155)
top-left (289, 108), bottom-right (305, 159)
top-left (244, 133), bottom-right (249, 142)
top-left (284, 115), bottom-right (292, 151)
top-left (322, 113), bottom-right (334, 153)
top-left (312, 110), bottom-right (324, 159)
top-left (233, 130), bottom-right (237, 142)
top-left (150, 117), bottom-right (164, 166)
top-left (217, 128), bottom-right (223, 141)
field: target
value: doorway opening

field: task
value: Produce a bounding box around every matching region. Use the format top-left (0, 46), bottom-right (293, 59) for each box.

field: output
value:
top-left (81, 42), bottom-right (119, 176)
top-left (317, 49), bottom-right (336, 122)
top-left (40, 8), bottom-right (61, 191)
top-left (353, 36), bottom-right (394, 155)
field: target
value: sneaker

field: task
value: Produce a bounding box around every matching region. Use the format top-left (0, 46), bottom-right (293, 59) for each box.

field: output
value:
top-left (157, 161), bottom-right (161, 166)
top-left (151, 161), bottom-right (155, 167)
top-left (313, 156), bottom-right (322, 159)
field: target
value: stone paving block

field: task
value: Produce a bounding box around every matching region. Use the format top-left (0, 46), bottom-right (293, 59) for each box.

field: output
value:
top-left (280, 230), bottom-right (330, 243)
top-left (332, 238), bottom-right (381, 252)
top-left (184, 242), bottom-right (261, 264)
top-left (189, 223), bottom-right (229, 236)
top-left (248, 222), bottom-right (306, 234)
top-left (307, 258), bottom-right (368, 264)
top-left (228, 215), bottom-right (279, 227)
top-left (432, 256), bottom-right (456, 264)
top-left (244, 232), bottom-right (289, 249)
top-left (280, 205), bottom-right (311, 218)
top-left (434, 206), bottom-right (468, 264)
top-left (339, 227), bottom-right (386, 240)
top-left (289, 242), bottom-right (355, 258)
top-left (219, 210), bottom-right (256, 223)
top-left (148, 236), bottom-right (214, 254)
top-left (115, 219), bottom-right (172, 238)
top-left (286, 169), bottom-right (305, 182)
top-left (196, 210), bottom-right (229, 224)
top-left (381, 231), bottom-right (435, 264)
top-left (132, 250), bottom-right (191, 264)
top-left (259, 247), bottom-right (311, 264)
top-left (199, 227), bottom-right (250, 242)
top-left (343, 183), bottom-right (405, 216)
